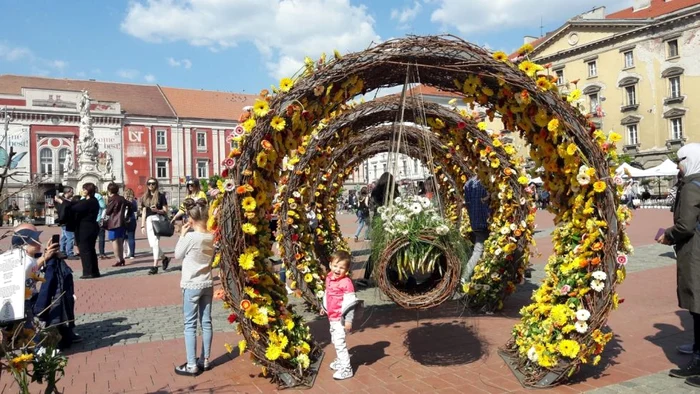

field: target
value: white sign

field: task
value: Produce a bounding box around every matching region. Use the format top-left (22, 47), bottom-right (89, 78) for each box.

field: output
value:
top-left (94, 127), bottom-right (123, 183)
top-left (0, 251), bottom-right (27, 323)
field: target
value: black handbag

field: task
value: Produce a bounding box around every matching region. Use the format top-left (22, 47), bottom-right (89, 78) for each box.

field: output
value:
top-left (151, 214), bottom-right (174, 237)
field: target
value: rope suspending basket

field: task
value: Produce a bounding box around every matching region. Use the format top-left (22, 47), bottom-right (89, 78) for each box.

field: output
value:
top-left (211, 34), bottom-right (632, 389)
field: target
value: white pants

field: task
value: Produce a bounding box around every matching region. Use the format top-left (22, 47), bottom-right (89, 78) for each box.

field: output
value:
top-left (146, 215), bottom-right (164, 262)
top-left (463, 230), bottom-right (488, 281)
top-left (329, 320), bottom-right (350, 368)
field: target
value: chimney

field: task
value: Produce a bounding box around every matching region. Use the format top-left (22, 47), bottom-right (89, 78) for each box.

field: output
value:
top-left (633, 0), bottom-right (652, 11)
top-left (524, 36), bottom-right (538, 45)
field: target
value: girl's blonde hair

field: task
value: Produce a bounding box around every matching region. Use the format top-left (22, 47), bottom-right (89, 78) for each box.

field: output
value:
top-left (183, 198), bottom-right (208, 222)
top-left (124, 188), bottom-right (135, 200)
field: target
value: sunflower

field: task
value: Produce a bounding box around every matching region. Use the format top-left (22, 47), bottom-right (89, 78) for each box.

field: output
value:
top-left (536, 77), bottom-right (552, 91)
top-left (492, 51), bottom-right (508, 62)
top-left (279, 77), bottom-right (294, 92)
top-left (238, 252), bottom-right (255, 270)
top-left (241, 196), bottom-right (257, 212)
top-left (242, 223), bottom-right (257, 235)
top-left (256, 151), bottom-right (268, 168)
top-left (242, 118), bottom-right (256, 132)
top-left (518, 60), bottom-right (542, 77)
top-left (518, 43), bottom-right (534, 55)
top-left (557, 339), bottom-right (580, 358)
top-left (271, 116), bottom-right (286, 131)
top-left (253, 99), bottom-right (270, 117)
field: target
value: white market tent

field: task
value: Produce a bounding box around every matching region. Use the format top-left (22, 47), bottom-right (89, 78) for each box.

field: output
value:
top-left (615, 162), bottom-right (648, 178)
top-left (641, 159), bottom-right (679, 177)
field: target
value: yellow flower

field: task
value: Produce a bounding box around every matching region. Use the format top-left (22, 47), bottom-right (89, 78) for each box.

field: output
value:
top-left (608, 132), bottom-right (622, 143)
top-left (567, 89), bottom-right (582, 102)
top-left (238, 252), bottom-right (255, 270)
top-left (558, 339), bottom-right (581, 358)
top-left (504, 145), bottom-right (516, 155)
top-left (242, 118), bottom-right (256, 132)
top-left (253, 99), bottom-right (270, 117)
top-left (492, 51), bottom-right (508, 62)
top-left (536, 77), bottom-right (552, 90)
top-left (547, 118), bottom-right (560, 132)
top-left (518, 60), bottom-right (542, 77)
top-left (256, 151), bottom-right (268, 168)
top-left (271, 116), bottom-right (286, 131)
top-left (490, 158), bottom-right (500, 168)
top-left (265, 343), bottom-right (282, 360)
top-left (211, 254), bottom-right (221, 268)
top-left (296, 354), bottom-right (311, 369)
top-left (242, 196), bottom-right (257, 212)
top-left (550, 304), bottom-right (571, 326)
top-left (518, 43), bottom-right (534, 55)
top-left (285, 318), bottom-right (295, 330)
top-left (238, 339), bottom-right (247, 354)
top-left (279, 77), bottom-right (294, 92)
top-left (304, 273), bottom-right (313, 283)
top-left (593, 181), bottom-right (607, 193)
top-left (225, 343), bottom-right (233, 353)
top-left (593, 355), bottom-right (601, 365)
top-left (518, 176), bottom-right (529, 185)
top-left (477, 122), bottom-right (487, 131)
top-left (566, 143), bottom-right (577, 156)
top-left (255, 192), bottom-right (267, 206)
top-left (242, 223), bottom-right (257, 235)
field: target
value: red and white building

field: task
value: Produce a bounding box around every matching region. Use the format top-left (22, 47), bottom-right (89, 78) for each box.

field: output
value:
top-left (0, 75), bottom-right (256, 216)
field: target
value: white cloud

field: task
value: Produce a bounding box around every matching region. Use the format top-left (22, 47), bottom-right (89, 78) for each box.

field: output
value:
top-left (122, 0), bottom-right (380, 78)
top-left (50, 60), bottom-right (68, 70)
top-left (117, 69), bottom-right (140, 79)
top-left (390, 1), bottom-right (422, 26)
top-left (0, 42), bottom-right (33, 62)
top-left (430, 0), bottom-right (633, 35)
top-left (144, 74), bottom-right (156, 83)
top-left (167, 57), bottom-right (192, 69)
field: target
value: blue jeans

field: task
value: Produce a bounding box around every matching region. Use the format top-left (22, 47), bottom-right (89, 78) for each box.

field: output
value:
top-left (60, 226), bottom-right (75, 257)
top-left (125, 230), bottom-right (136, 258)
top-left (354, 216), bottom-right (369, 239)
top-left (183, 287), bottom-right (213, 367)
top-left (97, 228), bottom-right (106, 255)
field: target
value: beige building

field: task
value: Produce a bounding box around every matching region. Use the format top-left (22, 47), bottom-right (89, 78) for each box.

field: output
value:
top-left (518, 0), bottom-right (700, 167)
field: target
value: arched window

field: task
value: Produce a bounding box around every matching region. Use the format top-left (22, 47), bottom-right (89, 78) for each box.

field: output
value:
top-left (40, 148), bottom-right (53, 175)
top-left (58, 148), bottom-right (69, 175)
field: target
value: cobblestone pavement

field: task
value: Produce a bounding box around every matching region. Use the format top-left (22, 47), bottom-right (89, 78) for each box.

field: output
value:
top-left (0, 209), bottom-right (694, 393)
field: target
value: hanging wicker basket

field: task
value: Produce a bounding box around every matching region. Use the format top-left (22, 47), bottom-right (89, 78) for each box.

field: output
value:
top-left (376, 232), bottom-right (461, 310)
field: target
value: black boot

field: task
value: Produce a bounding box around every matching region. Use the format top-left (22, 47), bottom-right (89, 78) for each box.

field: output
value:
top-left (686, 375), bottom-right (700, 387)
top-left (670, 352), bottom-right (700, 378)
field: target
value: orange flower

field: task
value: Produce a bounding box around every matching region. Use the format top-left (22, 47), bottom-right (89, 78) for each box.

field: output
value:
top-left (261, 140), bottom-right (273, 151)
top-left (240, 299), bottom-right (251, 310)
top-left (590, 257), bottom-right (601, 266)
top-left (513, 229), bottom-right (522, 237)
top-left (229, 148), bottom-right (241, 157)
top-left (236, 185), bottom-right (253, 194)
top-left (579, 259), bottom-right (589, 268)
top-left (504, 168), bottom-right (513, 176)
top-left (591, 242), bottom-right (603, 252)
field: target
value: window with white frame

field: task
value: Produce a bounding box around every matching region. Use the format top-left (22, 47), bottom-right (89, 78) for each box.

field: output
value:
top-left (670, 117), bottom-right (683, 140)
top-left (196, 131), bottom-right (206, 151)
top-left (39, 148), bottom-right (53, 175)
top-left (156, 129), bottom-right (167, 150)
top-left (156, 159), bottom-right (168, 179)
top-left (625, 85), bottom-right (637, 106)
top-left (589, 93), bottom-right (599, 115)
top-left (669, 76), bottom-right (681, 98)
top-left (413, 160), bottom-right (419, 173)
top-left (196, 159), bottom-right (208, 179)
top-left (555, 69), bottom-right (565, 85)
top-left (623, 51), bottom-right (634, 68)
top-left (667, 39), bottom-right (679, 58)
top-left (626, 124), bottom-right (638, 145)
top-left (587, 61), bottom-right (597, 77)
top-left (58, 148), bottom-right (69, 175)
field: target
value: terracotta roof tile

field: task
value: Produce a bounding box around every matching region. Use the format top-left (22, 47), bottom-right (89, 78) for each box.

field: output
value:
top-left (0, 74), bottom-right (175, 117)
top-left (606, 0), bottom-right (700, 19)
top-left (160, 86), bottom-right (257, 121)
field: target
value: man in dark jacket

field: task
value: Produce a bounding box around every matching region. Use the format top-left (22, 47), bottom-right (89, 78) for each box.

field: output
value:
top-left (658, 143), bottom-right (700, 387)
top-left (56, 187), bottom-right (77, 260)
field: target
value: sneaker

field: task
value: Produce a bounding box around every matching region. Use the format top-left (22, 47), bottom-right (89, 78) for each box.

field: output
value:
top-left (329, 358), bottom-right (341, 371)
top-left (148, 267), bottom-right (159, 275)
top-left (174, 362), bottom-right (200, 376)
top-left (196, 358), bottom-right (211, 371)
top-left (670, 353), bottom-right (700, 378)
top-left (332, 366), bottom-right (353, 380)
top-left (286, 285), bottom-right (294, 295)
top-left (678, 344), bottom-right (695, 355)
top-left (162, 256), bottom-right (170, 271)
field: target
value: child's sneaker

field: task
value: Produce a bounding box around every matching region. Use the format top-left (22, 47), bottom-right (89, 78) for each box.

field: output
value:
top-left (197, 357), bottom-right (212, 371)
top-left (329, 358), bottom-right (341, 371)
top-left (332, 366), bottom-right (353, 380)
top-left (174, 362), bottom-right (200, 376)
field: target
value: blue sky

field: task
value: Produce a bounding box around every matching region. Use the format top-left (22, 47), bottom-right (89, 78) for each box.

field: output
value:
top-left (1, 0), bottom-right (632, 94)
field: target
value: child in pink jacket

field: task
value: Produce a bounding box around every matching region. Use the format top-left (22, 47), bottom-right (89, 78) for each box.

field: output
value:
top-left (323, 250), bottom-right (360, 380)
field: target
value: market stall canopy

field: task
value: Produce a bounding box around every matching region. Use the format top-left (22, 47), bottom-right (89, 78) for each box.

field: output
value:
top-left (615, 162), bottom-right (647, 178)
top-left (641, 159), bottom-right (679, 177)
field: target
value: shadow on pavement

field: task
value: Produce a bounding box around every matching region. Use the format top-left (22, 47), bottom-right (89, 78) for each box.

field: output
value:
top-left (63, 317), bottom-right (141, 354)
top-left (568, 333), bottom-right (624, 384)
top-left (644, 310), bottom-right (693, 368)
top-left (350, 341), bottom-right (391, 371)
top-left (403, 321), bottom-right (483, 366)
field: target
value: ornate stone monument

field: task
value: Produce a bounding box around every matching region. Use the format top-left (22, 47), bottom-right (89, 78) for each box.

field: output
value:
top-left (63, 91), bottom-right (114, 191)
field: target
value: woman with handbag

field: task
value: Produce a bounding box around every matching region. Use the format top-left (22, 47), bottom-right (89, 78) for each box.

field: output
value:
top-left (55, 183), bottom-right (101, 279)
top-left (105, 182), bottom-right (128, 267)
top-left (140, 177), bottom-right (171, 275)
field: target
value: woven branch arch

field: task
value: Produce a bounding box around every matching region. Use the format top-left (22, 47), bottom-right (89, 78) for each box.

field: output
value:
top-left (215, 35), bottom-right (631, 388)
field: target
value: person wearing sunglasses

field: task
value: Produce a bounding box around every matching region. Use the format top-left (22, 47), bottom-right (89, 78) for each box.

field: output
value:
top-left (657, 143), bottom-right (700, 387)
top-left (140, 177), bottom-right (170, 275)
top-left (171, 179), bottom-right (208, 224)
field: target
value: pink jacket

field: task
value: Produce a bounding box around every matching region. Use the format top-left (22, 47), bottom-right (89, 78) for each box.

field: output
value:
top-left (323, 274), bottom-right (355, 321)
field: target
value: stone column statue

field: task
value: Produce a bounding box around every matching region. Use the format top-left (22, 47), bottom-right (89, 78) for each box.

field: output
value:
top-left (63, 151), bottom-right (74, 175)
top-left (76, 91), bottom-right (99, 170)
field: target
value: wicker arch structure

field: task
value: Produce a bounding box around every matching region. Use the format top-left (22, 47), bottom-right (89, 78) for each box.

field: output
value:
top-left (212, 35), bottom-right (632, 388)
top-left (277, 96), bottom-right (533, 311)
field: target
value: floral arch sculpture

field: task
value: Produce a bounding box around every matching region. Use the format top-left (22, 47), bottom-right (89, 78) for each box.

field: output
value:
top-left (213, 35), bottom-right (632, 387)
top-left (275, 95), bottom-right (534, 311)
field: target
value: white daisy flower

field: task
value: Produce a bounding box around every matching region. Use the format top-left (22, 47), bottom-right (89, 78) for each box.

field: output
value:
top-left (590, 279), bottom-right (605, 292)
top-left (592, 271), bottom-right (607, 281)
top-left (575, 321), bottom-right (588, 333)
top-left (576, 172), bottom-right (591, 186)
top-left (527, 346), bottom-right (538, 362)
top-left (575, 309), bottom-right (591, 321)
top-left (409, 203), bottom-right (422, 215)
top-left (436, 225), bottom-right (449, 235)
